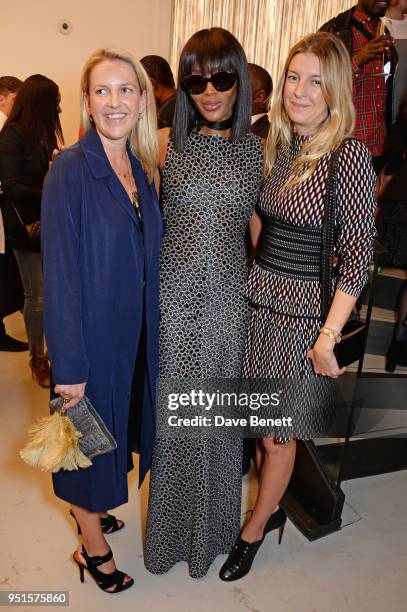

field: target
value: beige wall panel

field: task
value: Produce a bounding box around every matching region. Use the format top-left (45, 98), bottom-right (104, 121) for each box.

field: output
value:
top-left (1, 0), bottom-right (172, 144)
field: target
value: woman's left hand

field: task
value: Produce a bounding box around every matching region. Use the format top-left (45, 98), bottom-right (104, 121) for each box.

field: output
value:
top-left (307, 333), bottom-right (347, 378)
top-left (55, 382), bottom-right (86, 410)
top-left (49, 146), bottom-right (65, 168)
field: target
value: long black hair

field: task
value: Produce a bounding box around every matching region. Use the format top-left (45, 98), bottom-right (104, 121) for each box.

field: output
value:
top-left (172, 27), bottom-right (252, 151)
top-left (6, 74), bottom-right (63, 158)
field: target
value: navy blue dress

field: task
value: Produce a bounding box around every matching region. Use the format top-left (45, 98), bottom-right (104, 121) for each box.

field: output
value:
top-left (41, 128), bottom-right (162, 511)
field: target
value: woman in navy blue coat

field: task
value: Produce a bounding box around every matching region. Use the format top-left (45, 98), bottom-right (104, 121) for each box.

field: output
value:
top-left (41, 48), bottom-right (161, 593)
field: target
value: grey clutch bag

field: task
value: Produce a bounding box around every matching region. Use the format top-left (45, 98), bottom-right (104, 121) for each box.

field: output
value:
top-left (50, 395), bottom-right (117, 459)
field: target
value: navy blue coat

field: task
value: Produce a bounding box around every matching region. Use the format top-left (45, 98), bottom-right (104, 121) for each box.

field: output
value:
top-left (41, 128), bottom-right (162, 511)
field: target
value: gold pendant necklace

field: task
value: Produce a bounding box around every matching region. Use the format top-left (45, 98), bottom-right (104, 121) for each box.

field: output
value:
top-left (132, 191), bottom-right (143, 231)
top-left (113, 151), bottom-right (131, 180)
top-left (114, 153), bottom-right (142, 230)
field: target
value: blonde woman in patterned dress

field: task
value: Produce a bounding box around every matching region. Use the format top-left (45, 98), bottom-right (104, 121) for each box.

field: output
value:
top-left (219, 32), bottom-right (377, 582)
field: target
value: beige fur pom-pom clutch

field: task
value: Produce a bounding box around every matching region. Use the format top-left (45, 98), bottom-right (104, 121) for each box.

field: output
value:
top-left (20, 412), bottom-right (92, 472)
top-left (20, 395), bottom-right (116, 473)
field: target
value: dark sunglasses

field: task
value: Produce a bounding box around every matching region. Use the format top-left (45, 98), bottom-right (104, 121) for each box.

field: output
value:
top-left (181, 72), bottom-right (238, 95)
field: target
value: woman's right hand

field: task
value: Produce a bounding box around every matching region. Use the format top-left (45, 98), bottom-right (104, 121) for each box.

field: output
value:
top-left (307, 334), bottom-right (346, 378)
top-left (55, 382), bottom-right (86, 410)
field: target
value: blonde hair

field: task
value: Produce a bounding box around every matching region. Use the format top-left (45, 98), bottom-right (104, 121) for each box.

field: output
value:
top-left (265, 32), bottom-right (355, 188)
top-left (80, 47), bottom-right (158, 183)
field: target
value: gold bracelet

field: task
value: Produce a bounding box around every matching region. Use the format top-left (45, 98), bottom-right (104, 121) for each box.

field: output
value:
top-left (319, 327), bottom-right (342, 343)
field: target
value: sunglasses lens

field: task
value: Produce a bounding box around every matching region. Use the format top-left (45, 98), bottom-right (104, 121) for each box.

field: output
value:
top-left (181, 72), bottom-right (237, 94)
top-left (181, 75), bottom-right (206, 95)
top-left (211, 72), bottom-right (237, 91)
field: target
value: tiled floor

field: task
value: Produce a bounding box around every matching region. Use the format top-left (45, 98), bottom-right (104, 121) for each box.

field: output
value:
top-left (1, 312), bottom-right (406, 612)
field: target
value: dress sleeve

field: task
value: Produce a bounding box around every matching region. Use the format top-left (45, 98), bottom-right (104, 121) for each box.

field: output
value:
top-left (41, 150), bottom-right (90, 384)
top-left (334, 138), bottom-right (377, 298)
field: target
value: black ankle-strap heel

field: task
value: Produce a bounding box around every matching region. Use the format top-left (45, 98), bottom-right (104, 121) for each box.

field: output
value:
top-left (73, 545), bottom-right (134, 593)
top-left (70, 510), bottom-right (125, 535)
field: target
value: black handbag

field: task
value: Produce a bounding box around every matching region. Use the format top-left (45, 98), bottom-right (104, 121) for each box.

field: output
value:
top-left (321, 140), bottom-right (367, 369)
top-left (2, 200), bottom-right (41, 252)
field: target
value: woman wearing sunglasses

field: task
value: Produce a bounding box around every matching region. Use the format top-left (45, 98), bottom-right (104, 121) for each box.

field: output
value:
top-left (144, 27), bottom-right (263, 578)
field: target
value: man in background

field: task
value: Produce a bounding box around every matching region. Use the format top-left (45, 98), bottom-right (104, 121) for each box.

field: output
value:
top-left (0, 76), bottom-right (21, 130)
top-left (383, 0), bottom-right (407, 122)
top-left (0, 75), bottom-right (27, 352)
top-left (140, 55), bottom-right (177, 128)
top-left (320, 0), bottom-right (393, 174)
top-left (248, 63), bottom-right (273, 139)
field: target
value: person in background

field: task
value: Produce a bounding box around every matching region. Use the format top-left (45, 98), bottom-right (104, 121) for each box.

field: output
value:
top-left (140, 55), bottom-right (177, 128)
top-left (377, 99), bottom-right (407, 371)
top-left (0, 75), bottom-right (27, 352)
top-left (383, 0), bottom-right (407, 36)
top-left (0, 75), bottom-right (63, 385)
top-left (320, 0), bottom-right (393, 174)
top-left (382, 0), bottom-right (407, 122)
top-left (41, 47), bottom-right (161, 593)
top-left (0, 76), bottom-right (22, 130)
top-left (249, 63), bottom-right (273, 138)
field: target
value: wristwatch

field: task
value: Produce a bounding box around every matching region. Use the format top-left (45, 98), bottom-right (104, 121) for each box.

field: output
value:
top-left (319, 327), bottom-right (342, 343)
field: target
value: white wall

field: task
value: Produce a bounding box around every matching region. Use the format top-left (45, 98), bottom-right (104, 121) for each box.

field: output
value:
top-left (1, 0), bottom-right (172, 144)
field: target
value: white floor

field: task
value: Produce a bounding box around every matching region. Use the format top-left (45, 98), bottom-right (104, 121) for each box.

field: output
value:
top-left (1, 312), bottom-right (407, 612)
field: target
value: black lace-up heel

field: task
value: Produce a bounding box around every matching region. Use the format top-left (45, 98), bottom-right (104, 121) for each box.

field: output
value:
top-left (219, 508), bottom-right (287, 581)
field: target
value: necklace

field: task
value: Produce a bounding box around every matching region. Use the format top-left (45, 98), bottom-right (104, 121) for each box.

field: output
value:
top-left (113, 153), bottom-right (143, 231)
top-left (197, 115), bottom-right (234, 131)
top-left (125, 156), bottom-right (143, 231)
top-left (131, 191), bottom-right (143, 230)
top-left (114, 153), bottom-right (131, 180)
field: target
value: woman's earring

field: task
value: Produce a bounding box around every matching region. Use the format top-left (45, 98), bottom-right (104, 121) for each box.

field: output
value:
top-left (138, 111), bottom-right (144, 121)
top-left (89, 114), bottom-right (95, 126)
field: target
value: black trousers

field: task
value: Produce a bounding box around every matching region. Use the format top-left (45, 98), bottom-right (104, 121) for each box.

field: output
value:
top-left (0, 253), bottom-right (7, 336)
top-left (372, 155), bottom-right (385, 176)
top-left (0, 248), bottom-right (24, 336)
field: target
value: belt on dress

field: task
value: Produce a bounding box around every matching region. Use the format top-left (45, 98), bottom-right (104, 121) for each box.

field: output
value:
top-left (256, 216), bottom-right (323, 279)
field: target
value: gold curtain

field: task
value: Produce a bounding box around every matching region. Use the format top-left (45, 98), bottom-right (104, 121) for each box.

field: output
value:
top-left (170, 0), bottom-right (355, 83)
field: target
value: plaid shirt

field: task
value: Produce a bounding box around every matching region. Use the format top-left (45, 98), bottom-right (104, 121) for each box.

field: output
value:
top-left (352, 9), bottom-right (388, 157)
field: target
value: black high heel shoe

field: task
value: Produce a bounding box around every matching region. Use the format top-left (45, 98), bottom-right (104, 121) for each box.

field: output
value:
top-left (219, 507), bottom-right (287, 582)
top-left (264, 507), bottom-right (287, 541)
top-left (70, 510), bottom-right (125, 535)
top-left (73, 545), bottom-right (134, 593)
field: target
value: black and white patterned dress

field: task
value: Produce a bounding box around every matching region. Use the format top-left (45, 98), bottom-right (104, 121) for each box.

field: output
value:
top-left (243, 135), bottom-right (376, 440)
top-left (144, 131), bottom-right (263, 578)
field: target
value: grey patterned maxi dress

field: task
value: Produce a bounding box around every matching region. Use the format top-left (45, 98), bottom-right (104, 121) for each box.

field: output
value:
top-left (243, 136), bottom-right (377, 440)
top-left (144, 131), bottom-right (263, 578)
